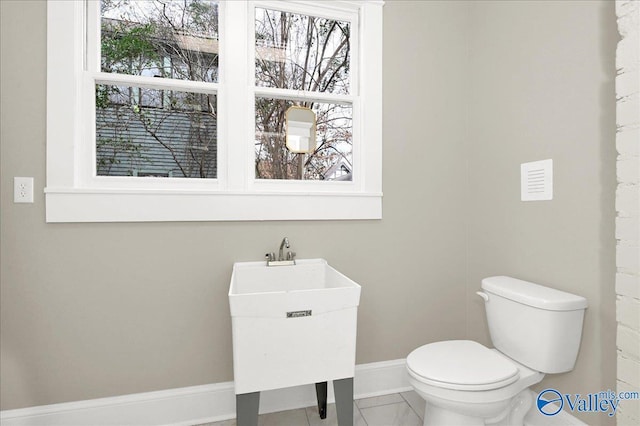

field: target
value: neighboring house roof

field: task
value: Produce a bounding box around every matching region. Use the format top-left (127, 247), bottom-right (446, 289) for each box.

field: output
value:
top-left (322, 159), bottom-right (352, 181)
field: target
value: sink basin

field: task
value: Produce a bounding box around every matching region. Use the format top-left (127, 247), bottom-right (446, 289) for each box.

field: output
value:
top-left (229, 258), bottom-right (361, 318)
top-left (229, 258), bottom-right (361, 394)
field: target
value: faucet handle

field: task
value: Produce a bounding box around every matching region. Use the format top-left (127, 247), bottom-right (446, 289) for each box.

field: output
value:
top-left (286, 251), bottom-right (296, 261)
top-left (265, 252), bottom-right (276, 262)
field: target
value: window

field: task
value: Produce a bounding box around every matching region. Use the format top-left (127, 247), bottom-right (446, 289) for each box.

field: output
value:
top-left (46, 0), bottom-right (383, 222)
top-left (97, 0), bottom-right (219, 180)
top-left (253, 6), bottom-right (353, 182)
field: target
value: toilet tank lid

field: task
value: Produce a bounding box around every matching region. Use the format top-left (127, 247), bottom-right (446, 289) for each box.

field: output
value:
top-left (481, 276), bottom-right (588, 311)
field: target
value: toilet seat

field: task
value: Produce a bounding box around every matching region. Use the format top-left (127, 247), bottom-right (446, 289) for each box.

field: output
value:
top-left (406, 340), bottom-right (519, 391)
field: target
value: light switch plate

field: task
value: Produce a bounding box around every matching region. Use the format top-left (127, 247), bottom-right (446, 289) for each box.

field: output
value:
top-left (14, 177), bottom-right (34, 203)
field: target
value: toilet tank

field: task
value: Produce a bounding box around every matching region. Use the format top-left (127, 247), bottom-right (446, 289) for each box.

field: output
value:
top-left (481, 276), bottom-right (588, 374)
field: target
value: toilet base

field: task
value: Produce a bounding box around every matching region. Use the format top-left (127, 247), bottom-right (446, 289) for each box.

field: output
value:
top-left (423, 403), bottom-right (485, 426)
top-left (420, 390), bottom-right (533, 426)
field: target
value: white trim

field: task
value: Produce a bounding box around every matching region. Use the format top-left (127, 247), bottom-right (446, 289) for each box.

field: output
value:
top-left (46, 0), bottom-right (83, 189)
top-left (222, 0), bottom-right (249, 193)
top-left (254, 0), bottom-right (361, 22)
top-left (0, 359), bottom-right (589, 426)
top-left (45, 190), bottom-right (382, 222)
top-left (0, 359), bottom-right (410, 426)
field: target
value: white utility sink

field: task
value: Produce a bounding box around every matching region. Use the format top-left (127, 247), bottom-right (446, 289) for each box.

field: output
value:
top-left (229, 258), bottom-right (361, 394)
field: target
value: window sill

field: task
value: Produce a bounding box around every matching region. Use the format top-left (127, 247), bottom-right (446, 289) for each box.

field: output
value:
top-left (44, 188), bottom-right (383, 222)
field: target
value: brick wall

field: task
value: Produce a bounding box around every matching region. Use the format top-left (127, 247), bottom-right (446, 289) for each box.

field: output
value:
top-left (616, 1), bottom-right (640, 425)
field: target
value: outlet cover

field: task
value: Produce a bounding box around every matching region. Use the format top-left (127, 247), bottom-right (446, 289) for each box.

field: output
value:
top-left (521, 159), bottom-right (552, 201)
top-left (14, 177), bottom-right (34, 203)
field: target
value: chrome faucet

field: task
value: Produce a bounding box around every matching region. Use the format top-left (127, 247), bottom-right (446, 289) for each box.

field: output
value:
top-left (278, 237), bottom-right (290, 261)
top-left (266, 237), bottom-right (296, 266)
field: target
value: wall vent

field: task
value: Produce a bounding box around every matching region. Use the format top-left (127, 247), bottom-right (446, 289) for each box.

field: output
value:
top-left (521, 159), bottom-right (553, 201)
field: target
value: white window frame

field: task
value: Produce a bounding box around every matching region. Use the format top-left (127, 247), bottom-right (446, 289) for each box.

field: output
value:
top-left (45, 0), bottom-right (383, 222)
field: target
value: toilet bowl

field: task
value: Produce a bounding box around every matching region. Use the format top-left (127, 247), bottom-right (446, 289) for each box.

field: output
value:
top-left (407, 276), bottom-right (588, 426)
top-left (407, 340), bottom-right (543, 425)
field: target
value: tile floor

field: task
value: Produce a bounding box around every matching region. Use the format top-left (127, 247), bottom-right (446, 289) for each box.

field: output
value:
top-left (198, 390), bottom-right (581, 426)
top-left (200, 391), bottom-right (424, 426)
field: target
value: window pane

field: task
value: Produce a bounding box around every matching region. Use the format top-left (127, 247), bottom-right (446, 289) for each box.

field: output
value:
top-left (255, 8), bottom-right (350, 94)
top-left (101, 0), bottom-right (219, 83)
top-left (96, 84), bottom-right (217, 178)
top-left (255, 98), bottom-right (352, 181)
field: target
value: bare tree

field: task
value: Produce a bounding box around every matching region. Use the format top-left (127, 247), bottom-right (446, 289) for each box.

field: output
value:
top-left (98, 0), bottom-right (218, 178)
top-left (254, 8), bottom-right (353, 180)
top-left (97, 1), bottom-right (351, 181)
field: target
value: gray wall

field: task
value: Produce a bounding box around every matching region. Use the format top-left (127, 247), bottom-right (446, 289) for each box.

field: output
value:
top-left (0, 0), bottom-right (617, 420)
top-left (0, 0), bottom-right (469, 409)
top-left (466, 1), bottom-right (618, 424)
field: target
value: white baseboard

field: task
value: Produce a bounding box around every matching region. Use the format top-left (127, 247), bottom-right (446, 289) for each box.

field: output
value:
top-left (0, 359), bottom-right (411, 426)
top-left (0, 359), bottom-right (588, 426)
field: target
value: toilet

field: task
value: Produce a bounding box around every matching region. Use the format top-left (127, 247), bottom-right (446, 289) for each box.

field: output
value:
top-left (406, 276), bottom-right (588, 426)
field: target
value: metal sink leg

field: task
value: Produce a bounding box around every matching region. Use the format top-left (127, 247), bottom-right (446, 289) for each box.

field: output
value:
top-left (315, 382), bottom-right (328, 419)
top-left (334, 377), bottom-right (354, 426)
top-left (236, 392), bottom-right (260, 426)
